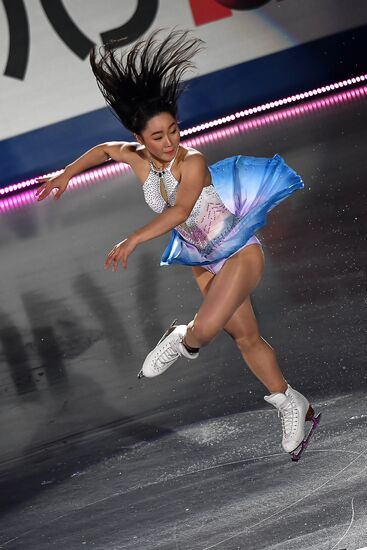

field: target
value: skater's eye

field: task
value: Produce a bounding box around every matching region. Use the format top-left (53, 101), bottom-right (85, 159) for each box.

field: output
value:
top-left (153, 127), bottom-right (178, 141)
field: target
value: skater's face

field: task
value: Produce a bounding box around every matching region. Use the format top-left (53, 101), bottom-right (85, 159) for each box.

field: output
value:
top-left (136, 112), bottom-right (180, 163)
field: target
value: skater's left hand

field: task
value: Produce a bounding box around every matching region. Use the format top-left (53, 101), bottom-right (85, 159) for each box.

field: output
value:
top-left (105, 236), bottom-right (138, 272)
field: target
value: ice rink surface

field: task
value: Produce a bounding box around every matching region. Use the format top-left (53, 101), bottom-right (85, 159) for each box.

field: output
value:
top-left (0, 90), bottom-right (366, 549)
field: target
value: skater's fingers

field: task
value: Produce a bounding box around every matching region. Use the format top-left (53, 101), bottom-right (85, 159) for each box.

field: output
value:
top-left (35, 177), bottom-right (51, 188)
top-left (105, 248), bottom-right (117, 268)
top-left (119, 254), bottom-right (127, 271)
top-left (54, 188), bottom-right (64, 200)
top-left (34, 183), bottom-right (45, 196)
top-left (104, 253), bottom-right (113, 268)
top-left (105, 254), bottom-right (114, 269)
top-left (36, 184), bottom-right (53, 201)
top-left (36, 189), bottom-right (49, 202)
top-left (105, 244), bottom-right (128, 271)
top-left (115, 251), bottom-right (125, 269)
top-left (35, 176), bottom-right (57, 197)
top-left (35, 183), bottom-right (47, 198)
top-left (106, 245), bottom-right (120, 260)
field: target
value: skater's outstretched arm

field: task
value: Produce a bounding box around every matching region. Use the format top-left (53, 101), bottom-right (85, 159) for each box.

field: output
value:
top-left (34, 141), bottom-right (135, 202)
top-left (105, 153), bottom-right (209, 272)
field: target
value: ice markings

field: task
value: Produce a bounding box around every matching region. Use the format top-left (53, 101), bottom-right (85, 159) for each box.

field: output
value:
top-left (329, 498), bottom-right (354, 550)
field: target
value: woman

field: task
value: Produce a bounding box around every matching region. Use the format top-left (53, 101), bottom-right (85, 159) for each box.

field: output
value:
top-left (35, 29), bottom-right (320, 460)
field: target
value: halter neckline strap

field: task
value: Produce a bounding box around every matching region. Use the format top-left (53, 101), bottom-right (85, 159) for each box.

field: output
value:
top-left (149, 146), bottom-right (179, 174)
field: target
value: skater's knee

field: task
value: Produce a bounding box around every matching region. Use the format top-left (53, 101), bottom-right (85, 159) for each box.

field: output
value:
top-left (188, 318), bottom-right (216, 346)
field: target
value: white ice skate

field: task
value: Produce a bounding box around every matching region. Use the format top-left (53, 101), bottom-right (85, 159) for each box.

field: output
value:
top-left (264, 384), bottom-right (321, 461)
top-left (137, 319), bottom-right (199, 379)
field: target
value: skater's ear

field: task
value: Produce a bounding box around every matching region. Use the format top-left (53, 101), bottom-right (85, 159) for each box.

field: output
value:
top-left (134, 133), bottom-right (144, 145)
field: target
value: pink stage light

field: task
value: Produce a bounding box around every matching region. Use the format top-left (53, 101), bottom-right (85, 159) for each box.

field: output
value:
top-left (1, 74), bottom-right (367, 212)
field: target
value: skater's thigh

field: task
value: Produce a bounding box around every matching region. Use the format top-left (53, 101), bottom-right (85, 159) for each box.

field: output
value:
top-left (191, 265), bottom-right (216, 295)
top-left (193, 245), bottom-right (263, 334)
top-left (191, 264), bottom-right (261, 343)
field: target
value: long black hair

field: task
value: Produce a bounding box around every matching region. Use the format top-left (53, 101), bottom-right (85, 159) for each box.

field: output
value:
top-left (89, 28), bottom-right (205, 135)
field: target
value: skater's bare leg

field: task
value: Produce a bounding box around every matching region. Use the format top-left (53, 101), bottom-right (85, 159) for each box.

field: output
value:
top-left (190, 249), bottom-right (288, 394)
top-left (222, 297), bottom-right (288, 394)
top-left (186, 245), bottom-right (264, 348)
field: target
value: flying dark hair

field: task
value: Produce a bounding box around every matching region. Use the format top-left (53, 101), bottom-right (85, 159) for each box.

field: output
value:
top-left (89, 28), bottom-right (205, 135)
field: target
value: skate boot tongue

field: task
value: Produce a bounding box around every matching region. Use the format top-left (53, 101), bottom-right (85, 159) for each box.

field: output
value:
top-left (264, 392), bottom-right (289, 409)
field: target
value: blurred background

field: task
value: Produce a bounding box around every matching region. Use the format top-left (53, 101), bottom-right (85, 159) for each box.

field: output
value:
top-left (0, 2), bottom-right (367, 549)
top-left (1, 0), bottom-right (367, 184)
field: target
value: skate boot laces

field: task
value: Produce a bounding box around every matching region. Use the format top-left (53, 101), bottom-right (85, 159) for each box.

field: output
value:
top-left (278, 395), bottom-right (299, 438)
top-left (151, 330), bottom-right (182, 374)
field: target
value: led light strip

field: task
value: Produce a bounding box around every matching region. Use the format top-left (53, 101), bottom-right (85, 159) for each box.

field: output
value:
top-left (1, 74), bottom-right (366, 212)
top-left (180, 74), bottom-right (366, 136)
top-left (183, 84), bottom-right (367, 149)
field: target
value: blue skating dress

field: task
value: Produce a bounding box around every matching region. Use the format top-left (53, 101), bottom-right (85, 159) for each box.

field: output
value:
top-left (142, 152), bottom-right (304, 275)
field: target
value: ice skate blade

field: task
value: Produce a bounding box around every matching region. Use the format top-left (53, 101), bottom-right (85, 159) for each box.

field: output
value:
top-left (290, 412), bottom-right (322, 462)
top-left (156, 318), bottom-right (178, 346)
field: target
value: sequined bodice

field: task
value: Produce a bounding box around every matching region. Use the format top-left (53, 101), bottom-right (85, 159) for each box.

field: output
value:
top-left (142, 155), bottom-right (242, 255)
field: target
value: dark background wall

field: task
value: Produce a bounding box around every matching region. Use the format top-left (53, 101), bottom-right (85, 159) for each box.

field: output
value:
top-left (0, 0), bottom-right (367, 186)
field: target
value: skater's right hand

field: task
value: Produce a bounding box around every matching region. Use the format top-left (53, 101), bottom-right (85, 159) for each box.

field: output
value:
top-left (34, 169), bottom-right (70, 201)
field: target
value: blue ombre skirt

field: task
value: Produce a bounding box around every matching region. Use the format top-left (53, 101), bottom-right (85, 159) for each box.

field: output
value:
top-left (160, 154), bottom-right (304, 270)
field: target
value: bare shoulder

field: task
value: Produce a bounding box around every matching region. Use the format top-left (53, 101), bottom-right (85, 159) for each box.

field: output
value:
top-left (181, 147), bottom-right (207, 167)
top-left (102, 141), bottom-right (150, 184)
top-left (180, 147), bottom-right (211, 186)
top-left (103, 141), bottom-right (143, 164)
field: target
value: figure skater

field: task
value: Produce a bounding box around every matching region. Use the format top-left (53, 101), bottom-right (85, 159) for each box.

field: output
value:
top-left (34, 29), bottom-right (320, 460)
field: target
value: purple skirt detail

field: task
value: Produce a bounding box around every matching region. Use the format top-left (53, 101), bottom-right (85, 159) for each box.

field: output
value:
top-left (203, 234), bottom-right (262, 274)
